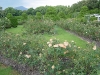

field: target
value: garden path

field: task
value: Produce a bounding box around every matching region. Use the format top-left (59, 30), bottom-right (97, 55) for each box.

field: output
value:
top-left (67, 30), bottom-right (100, 47)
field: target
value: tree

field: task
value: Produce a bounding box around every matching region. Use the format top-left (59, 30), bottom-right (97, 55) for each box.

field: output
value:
top-left (89, 8), bottom-right (99, 14)
top-left (26, 8), bottom-right (35, 15)
top-left (10, 17), bottom-right (18, 28)
top-left (35, 12), bottom-right (42, 19)
top-left (6, 13), bottom-right (18, 28)
top-left (79, 6), bottom-right (89, 17)
top-left (57, 11), bottom-right (66, 19)
top-left (86, 0), bottom-right (99, 10)
top-left (0, 6), bottom-right (3, 18)
top-left (97, 0), bottom-right (100, 12)
top-left (35, 6), bottom-right (46, 15)
top-left (21, 12), bottom-right (27, 20)
top-left (6, 13), bottom-right (13, 19)
top-left (45, 7), bottom-right (57, 16)
top-left (14, 10), bottom-right (23, 16)
top-left (4, 7), bottom-right (16, 16)
top-left (45, 6), bottom-right (59, 20)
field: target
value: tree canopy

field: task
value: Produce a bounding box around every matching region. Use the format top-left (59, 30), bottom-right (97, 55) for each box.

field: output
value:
top-left (0, 0), bottom-right (100, 19)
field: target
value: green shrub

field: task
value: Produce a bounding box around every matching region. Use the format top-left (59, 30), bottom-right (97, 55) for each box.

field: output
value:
top-left (56, 19), bottom-right (100, 41)
top-left (0, 32), bottom-right (47, 69)
top-left (0, 32), bottom-right (100, 75)
top-left (35, 12), bottom-right (42, 20)
top-left (9, 17), bottom-right (18, 28)
top-left (0, 18), bottom-right (11, 30)
top-left (89, 21), bottom-right (100, 27)
top-left (15, 16), bottom-right (26, 25)
top-left (79, 17), bottom-right (87, 24)
top-left (21, 12), bottom-right (28, 21)
top-left (90, 16), bottom-right (97, 21)
top-left (40, 38), bottom-right (76, 75)
top-left (6, 13), bottom-right (18, 27)
top-left (57, 11), bottom-right (66, 19)
top-left (24, 20), bottom-right (55, 34)
top-left (6, 13), bottom-right (13, 19)
top-left (72, 44), bottom-right (100, 75)
top-left (40, 38), bottom-right (100, 75)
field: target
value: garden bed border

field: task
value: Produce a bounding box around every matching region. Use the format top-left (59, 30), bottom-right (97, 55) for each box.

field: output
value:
top-left (0, 54), bottom-right (41, 75)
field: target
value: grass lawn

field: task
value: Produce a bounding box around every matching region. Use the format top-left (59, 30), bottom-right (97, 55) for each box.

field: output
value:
top-left (0, 64), bottom-right (20, 75)
top-left (6, 25), bottom-right (88, 48)
top-left (6, 25), bottom-right (24, 34)
top-left (44, 26), bottom-right (87, 48)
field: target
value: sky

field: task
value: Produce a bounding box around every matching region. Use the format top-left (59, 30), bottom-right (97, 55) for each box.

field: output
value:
top-left (0, 0), bottom-right (82, 9)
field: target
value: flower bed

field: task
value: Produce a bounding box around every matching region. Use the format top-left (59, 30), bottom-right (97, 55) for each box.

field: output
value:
top-left (24, 20), bottom-right (55, 34)
top-left (0, 54), bottom-right (41, 75)
top-left (0, 32), bottom-right (100, 75)
top-left (56, 19), bottom-right (100, 41)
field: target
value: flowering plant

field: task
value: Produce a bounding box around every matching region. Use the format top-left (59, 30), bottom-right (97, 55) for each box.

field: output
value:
top-left (40, 38), bottom-right (77, 74)
top-left (24, 20), bottom-right (55, 34)
top-left (40, 38), bottom-right (100, 75)
top-left (0, 32), bottom-right (100, 75)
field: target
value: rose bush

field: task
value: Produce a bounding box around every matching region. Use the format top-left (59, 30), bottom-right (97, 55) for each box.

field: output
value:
top-left (56, 19), bottom-right (100, 41)
top-left (39, 38), bottom-right (100, 75)
top-left (0, 32), bottom-right (100, 75)
top-left (0, 18), bottom-right (100, 75)
top-left (0, 32), bottom-right (47, 69)
top-left (24, 19), bottom-right (55, 34)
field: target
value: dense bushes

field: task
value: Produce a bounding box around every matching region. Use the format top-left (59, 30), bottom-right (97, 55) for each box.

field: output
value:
top-left (56, 19), bottom-right (100, 41)
top-left (0, 32), bottom-right (100, 75)
top-left (9, 17), bottom-right (18, 28)
top-left (0, 18), bottom-right (100, 75)
top-left (0, 32), bottom-right (47, 69)
top-left (24, 20), bottom-right (55, 34)
top-left (35, 12), bottom-right (42, 20)
top-left (0, 18), bottom-right (11, 29)
top-left (40, 39), bottom-right (100, 75)
top-left (0, 15), bottom-right (28, 30)
top-left (89, 21), bottom-right (100, 27)
top-left (16, 16), bottom-right (26, 25)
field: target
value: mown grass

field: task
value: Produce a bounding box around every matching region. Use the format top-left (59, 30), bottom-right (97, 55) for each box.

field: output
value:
top-left (6, 25), bottom-right (88, 48)
top-left (0, 64), bottom-right (20, 75)
top-left (6, 25), bottom-right (24, 34)
top-left (44, 26), bottom-right (87, 48)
